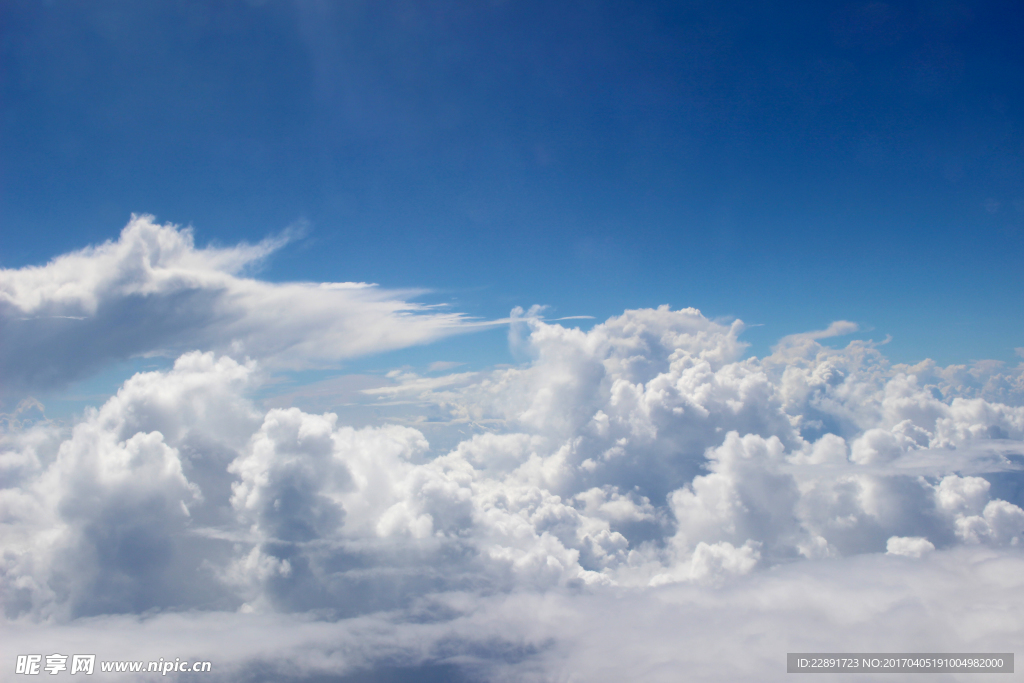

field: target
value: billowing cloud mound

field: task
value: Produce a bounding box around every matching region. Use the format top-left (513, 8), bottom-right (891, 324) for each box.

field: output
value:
top-left (3, 305), bottom-right (1024, 681)
top-left (0, 215), bottom-right (486, 393)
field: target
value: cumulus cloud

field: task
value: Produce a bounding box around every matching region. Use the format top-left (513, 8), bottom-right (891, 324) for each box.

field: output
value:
top-left (1, 352), bottom-right (261, 619)
top-left (0, 216), bottom-right (492, 394)
top-left (886, 535), bottom-right (935, 557)
top-left (3, 303), bottom-right (1024, 680)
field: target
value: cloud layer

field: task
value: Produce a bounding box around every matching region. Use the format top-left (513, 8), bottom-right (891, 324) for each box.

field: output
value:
top-left (3, 263), bottom-right (1024, 679)
top-left (0, 216), bottom-right (487, 394)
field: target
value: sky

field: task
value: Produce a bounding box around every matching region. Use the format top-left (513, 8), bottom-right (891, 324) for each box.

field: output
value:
top-left (3, 0), bottom-right (1024, 364)
top-left (2, 1), bottom-right (1024, 682)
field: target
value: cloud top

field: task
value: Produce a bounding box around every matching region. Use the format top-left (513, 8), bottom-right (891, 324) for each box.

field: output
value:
top-left (0, 216), bottom-right (490, 393)
top-left (3, 255), bottom-right (1024, 679)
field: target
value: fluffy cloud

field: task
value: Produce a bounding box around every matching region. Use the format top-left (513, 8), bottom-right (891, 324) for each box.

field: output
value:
top-left (0, 215), bottom-right (491, 394)
top-left (3, 302), bottom-right (1024, 680)
top-left (886, 535), bottom-right (935, 557)
top-left (1, 352), bottom-right (260, 619)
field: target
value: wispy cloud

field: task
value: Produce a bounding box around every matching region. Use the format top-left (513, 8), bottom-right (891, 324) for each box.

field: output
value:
top-left (0, 216), bottom-right (497, 394)
top-left (427, 361), bottom-right (466, 373)
top-left (774, 320), bottom-right (859, 348)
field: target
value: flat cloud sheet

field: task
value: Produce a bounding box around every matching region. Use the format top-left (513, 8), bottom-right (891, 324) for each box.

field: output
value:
top-left (2, 223), bottom-right (1024, 681)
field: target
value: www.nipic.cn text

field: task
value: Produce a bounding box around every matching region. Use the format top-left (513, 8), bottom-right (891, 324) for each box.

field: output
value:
top-left (15, 654), bottom-right (212, 675)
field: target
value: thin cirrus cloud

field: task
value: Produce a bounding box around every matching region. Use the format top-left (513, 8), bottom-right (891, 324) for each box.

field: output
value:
top-left (2, 273), bottom-right (1024, 680)
top-left (0, 215), bottom-right (496, 395)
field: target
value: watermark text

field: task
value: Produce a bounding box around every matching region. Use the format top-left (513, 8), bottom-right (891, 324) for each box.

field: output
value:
top-left (16, 655), bottom-right (211, 675)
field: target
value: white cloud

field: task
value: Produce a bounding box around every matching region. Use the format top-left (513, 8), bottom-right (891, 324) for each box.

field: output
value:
top-left (1, 352), bottom-right (261, 619)
top-left (777, 319), bottom-right (860, 345)
top-left (886, 535), bottom-right (935, 557)
top-left (3, 303), bottom-right (1024, 679)
top-left (0, 216), bottom-right (493, 394)
top-left (1, 547), bottom-right (1022, 682)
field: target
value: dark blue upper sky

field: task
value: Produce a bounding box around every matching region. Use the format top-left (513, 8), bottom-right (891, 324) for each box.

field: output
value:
top-left (2, 0), bottom-right (1022, 365)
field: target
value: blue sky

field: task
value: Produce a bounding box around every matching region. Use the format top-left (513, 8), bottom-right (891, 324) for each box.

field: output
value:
top-left (3, 4), bottom-right (1024, 682)
top-left (3, 0), bottom-right (1023, 368)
